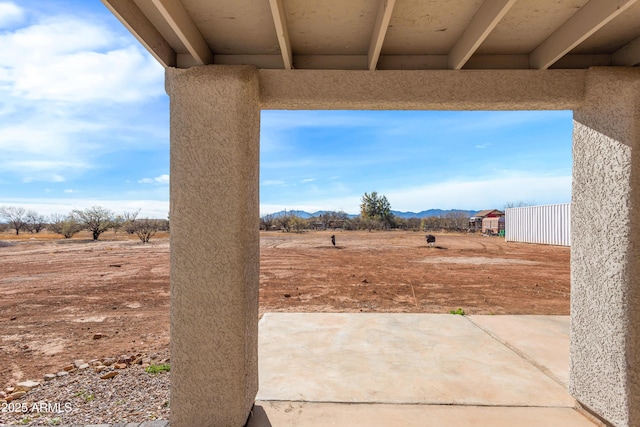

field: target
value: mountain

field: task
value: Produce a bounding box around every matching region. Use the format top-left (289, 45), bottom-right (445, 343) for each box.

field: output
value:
top-left (391, 209), bottom-right (478, 219)
top-left (266, 209), bottom-right (478, 219)
top-left (269, 210), bottom-right (313, 219)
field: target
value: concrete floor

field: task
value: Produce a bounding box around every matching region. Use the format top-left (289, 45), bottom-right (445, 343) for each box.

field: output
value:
top-left (248, 313), bottom-right (595, 426)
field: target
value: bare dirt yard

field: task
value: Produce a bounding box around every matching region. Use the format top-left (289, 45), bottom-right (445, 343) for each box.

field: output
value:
top-left (0, 230), bottom-right (569, 389)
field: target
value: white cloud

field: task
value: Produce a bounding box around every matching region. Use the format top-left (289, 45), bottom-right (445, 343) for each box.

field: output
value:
top-left (386, 174), bottom-right (571, 211)
top-left (139, 174), bottom-right (170, 185)
top-left (260, 173), bottom-right (572, 215)
top-left (0, 17), bottom-right (164, 103)
top-left (2, 197), bottom-right (169, 218)
top-left (300, 178), bottom-right (316, 183)
top-left (63, 189), bottom-right (75, 193)
top-left (262, 110), bottom-right (383, 131)
top-left (261, 180), bottom-right (286, 186)
top-left (260, 195), bottom-right (361, 216)
top-left (0, 6), bottom-right (167, 183)
top-left (0, 2), bottom-right (23, 27)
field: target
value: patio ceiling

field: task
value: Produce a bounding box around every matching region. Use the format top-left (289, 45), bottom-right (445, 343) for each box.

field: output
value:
top-left (102, 0), bottom-right (640, 70)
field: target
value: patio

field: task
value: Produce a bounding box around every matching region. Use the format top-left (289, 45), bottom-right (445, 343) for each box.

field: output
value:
top-left (247, 313), bottom-right (596, 426)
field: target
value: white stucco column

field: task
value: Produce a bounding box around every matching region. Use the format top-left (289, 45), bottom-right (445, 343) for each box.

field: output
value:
top-left (166, 65), bottom-right (260, 427)
top-left (571, 67), bottom-right (640, 427)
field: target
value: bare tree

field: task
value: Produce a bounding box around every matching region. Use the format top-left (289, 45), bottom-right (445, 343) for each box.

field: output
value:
top-left (260, 213), bottom-right (275, 231)
top-left (275, 212), bottom-right (292, 232)
top-left (132, 218), bottom-right (159, 243)
top-left (48, 213), bottom-right (84, 238)
top-left (72, 206), bottom-right (117, 241)
top-left (119, 209), bottom-right (141, 234)
top-left (0, 206), bottom-right (27, 235)
top-left (25, 210), bottom-right (47, 233)
top-left (444, 211), bottom-right (469, 231)
top-left (504, 200), bottom-right (535, 209)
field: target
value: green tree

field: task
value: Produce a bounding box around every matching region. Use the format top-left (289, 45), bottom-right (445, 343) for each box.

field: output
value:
top-left (289, 215), bottom-right (307, 232)
top-left (72, 206), bottom-right (117, 240)
top-left (360, 192), bottom-right (393, 228)
top-left (49, 213), bottom-right (83, 238)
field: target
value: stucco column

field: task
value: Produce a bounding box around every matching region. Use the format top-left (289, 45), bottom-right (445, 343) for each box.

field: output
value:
top-left (571, 67), bottom-right (640, 427)
top-left (166, 65), bottom-right (260, 427)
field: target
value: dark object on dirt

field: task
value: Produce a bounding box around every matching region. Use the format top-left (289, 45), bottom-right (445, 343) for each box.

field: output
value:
top-left (0, 241), bottom-right (14, 248)
top-left (426, 235), bottom-right (436, 246)
top-left (284, 293), bottom-right (291, 298)
top-left (109, 264), bottom-right (122, 268)
top-left (331, 235), bottom-right (336, 246)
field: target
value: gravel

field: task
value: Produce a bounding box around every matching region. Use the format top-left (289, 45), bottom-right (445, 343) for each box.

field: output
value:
top-left (0, 352), bottom-right (170, 426)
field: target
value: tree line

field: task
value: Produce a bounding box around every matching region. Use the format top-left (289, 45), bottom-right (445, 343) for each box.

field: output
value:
top-left (260, 192), bottom-right (471, 232)
top-left (0, 205), bottom-right (169, 243)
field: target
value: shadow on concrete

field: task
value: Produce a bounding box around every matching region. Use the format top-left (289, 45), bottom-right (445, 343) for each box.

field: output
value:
top-left (246, 405), bottom-right (272, 427)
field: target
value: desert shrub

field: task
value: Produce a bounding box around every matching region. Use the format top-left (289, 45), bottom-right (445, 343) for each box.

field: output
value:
top-left (132, 218), bottom-right (161, 243)
top-left (49, 214), bottom-right (83, 238)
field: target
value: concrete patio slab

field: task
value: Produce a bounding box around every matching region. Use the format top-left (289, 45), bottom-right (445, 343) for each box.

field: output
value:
top-left (249, 402), bottom-right (595, 427)
top-left (257, 313), bottom-right (575, 407)
top-left (468, 315), bottom-right (570, 386)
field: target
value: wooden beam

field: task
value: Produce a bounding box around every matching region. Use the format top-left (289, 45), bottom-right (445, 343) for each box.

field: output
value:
top-left (268, 0), bottom-right (293, 70)
top-left (530, 0), bottom-right (638, 69)
top-left (612, 36), bottom-right (640, 66)
top-left (368, 0), bottom-right (396, 71)
top-left (101, 0), bottom-right (175, 67)
top-left (448, 0), bottom-right (516, 70)
top-left (214, 54), bottom-right (287, 69)
top-left (149, 0), bottom-right (213, 65)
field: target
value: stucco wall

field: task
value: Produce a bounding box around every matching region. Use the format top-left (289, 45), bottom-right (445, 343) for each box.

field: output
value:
top-left (570, 67), bottom-right (640, 427)
top-left (161, 65), bottom-right (639, 427)
top-left (258, 69), bottom-right (585, 110)
top-left (166, 65), bottom-right (260, 427)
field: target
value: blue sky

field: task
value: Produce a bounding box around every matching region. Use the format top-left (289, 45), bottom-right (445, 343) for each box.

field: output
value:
top-left (0, 1), bottom-right (573, 218)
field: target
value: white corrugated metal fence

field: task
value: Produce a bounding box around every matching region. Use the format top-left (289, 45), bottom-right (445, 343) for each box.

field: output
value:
top-left (505, 203), bottom-right (571, 246)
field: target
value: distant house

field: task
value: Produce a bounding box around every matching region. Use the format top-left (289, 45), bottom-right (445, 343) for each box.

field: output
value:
top-left (469, 209), bottom-right (505, 233)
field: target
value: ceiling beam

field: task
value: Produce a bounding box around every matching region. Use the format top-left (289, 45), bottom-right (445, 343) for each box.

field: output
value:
top-left (530, 0), bottom-right (638, 69)
top-left (259, 69), bottom-right (586, 111)
top-left (368, 0), bottom-right (396, 71)
top-left (149, 0), bottom-right (213, 65)
top-left (612, 35), bottom-right (640, 66)
top-left (448, 0), bottom-right (516, 70)
top-left (268, 0), bottom-right (293, 69)
top-left (101, 0), bottom-right (175, 67)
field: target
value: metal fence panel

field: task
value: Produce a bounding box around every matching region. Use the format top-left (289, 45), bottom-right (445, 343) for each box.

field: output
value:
top-left (505, 203), bottom-right (571, 246)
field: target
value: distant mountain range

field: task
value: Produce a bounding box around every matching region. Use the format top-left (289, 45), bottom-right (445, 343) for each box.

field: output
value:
top-left (391, 209), bottom-right (478, 219)
top-left (266, 209), bottom-right (478, 219)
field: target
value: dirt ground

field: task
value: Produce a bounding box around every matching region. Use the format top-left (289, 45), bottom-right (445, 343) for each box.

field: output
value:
top-left (0, 230), bottom-right (570, 389)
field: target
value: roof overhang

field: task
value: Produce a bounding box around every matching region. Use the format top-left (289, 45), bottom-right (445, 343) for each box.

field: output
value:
top-left (102, 0), bottom-right (640, 71)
